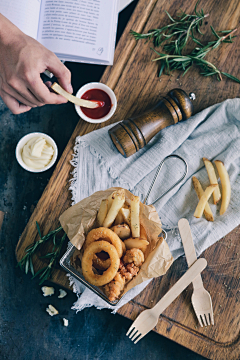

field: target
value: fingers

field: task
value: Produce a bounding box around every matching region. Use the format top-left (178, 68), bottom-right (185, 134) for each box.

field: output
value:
top-left (2, 75), bottom-right (68, 109)
top-left (27, 75), bottom-right (68, 105)
top-left (1, 82), bottom-right (40, 107)
top-left (3, 74), bottom-right (60, 106)
top-left (47, 57), bottom-right (73, 93)
top-left (0, 89), bottom-right (31, 114)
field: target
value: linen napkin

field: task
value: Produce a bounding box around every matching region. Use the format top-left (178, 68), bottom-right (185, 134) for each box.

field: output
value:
top-left (68, 98), bottom-right (240, 312)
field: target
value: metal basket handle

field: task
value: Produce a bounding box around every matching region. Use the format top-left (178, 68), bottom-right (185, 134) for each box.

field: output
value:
top-left (143, 154), bottom-right (188, 206)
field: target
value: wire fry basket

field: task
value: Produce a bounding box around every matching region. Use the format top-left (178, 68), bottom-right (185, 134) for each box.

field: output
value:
top-left (60, 154), bottom-right (188, 306)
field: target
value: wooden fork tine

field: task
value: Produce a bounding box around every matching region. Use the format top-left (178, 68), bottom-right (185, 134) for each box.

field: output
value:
top-left (201, 314), bottom-right (207, 327)
top-left (197, 314), bottom-right (203, 327)
top-left (134, 334), bottom-right (145, 344)
top-left (210, 312), bottom-right (214, 326)
top-left (128, 329), bottom-right (138, 339)
top-left (131, 331), bottom-right (141, 342)
top-left (126, 325), bottom-right (135, 337)
top-left (205, 313), bottom-right (211, 326)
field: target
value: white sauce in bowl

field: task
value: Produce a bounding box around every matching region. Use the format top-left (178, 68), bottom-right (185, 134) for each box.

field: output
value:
top-left (21, 136), bottom-right (54, 170)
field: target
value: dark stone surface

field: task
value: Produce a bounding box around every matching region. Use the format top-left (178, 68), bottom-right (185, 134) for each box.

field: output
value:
top-left (0, 3), bottom-right (206, 359)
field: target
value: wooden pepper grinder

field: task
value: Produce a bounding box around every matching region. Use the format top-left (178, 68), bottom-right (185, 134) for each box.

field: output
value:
top-left (109, 88), bottom-right (195, 157)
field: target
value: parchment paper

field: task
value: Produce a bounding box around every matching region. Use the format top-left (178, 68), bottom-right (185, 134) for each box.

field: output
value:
top-left (59, 187), bottom-right (173, 296)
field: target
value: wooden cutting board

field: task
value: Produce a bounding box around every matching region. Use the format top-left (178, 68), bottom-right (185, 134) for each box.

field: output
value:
top-left (16, 0), bottom-right (240, 358)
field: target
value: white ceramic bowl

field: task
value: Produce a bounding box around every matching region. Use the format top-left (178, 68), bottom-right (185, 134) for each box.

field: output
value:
top-left (15, 132), bottom-right (58, 173)
top-left (75, 82), bottom-right (117, 123)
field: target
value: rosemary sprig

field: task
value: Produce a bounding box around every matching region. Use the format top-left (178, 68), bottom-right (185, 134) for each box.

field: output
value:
top-left (130, 1), bottom-right (209, 55)
top-left (152, 28), bottom-right (239, 81)
top-left (131, 2), bottom-right (240, 83)
top-left (17, 222), bottom-right (66, 285)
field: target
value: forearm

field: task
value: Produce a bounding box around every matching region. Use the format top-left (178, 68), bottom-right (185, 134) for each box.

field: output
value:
top-left (0, 13), bottom-right (22, 46)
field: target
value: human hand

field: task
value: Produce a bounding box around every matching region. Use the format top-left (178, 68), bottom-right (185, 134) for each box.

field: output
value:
top-left (0, 14), bottom-right (72, 114)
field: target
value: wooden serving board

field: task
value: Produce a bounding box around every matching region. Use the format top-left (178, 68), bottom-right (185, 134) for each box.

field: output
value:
top-left (16, 0), bottom-right (240, 358)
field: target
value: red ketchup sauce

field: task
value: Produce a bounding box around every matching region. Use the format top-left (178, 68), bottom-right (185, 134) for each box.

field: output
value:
top-left (80, 89), bottom-right (112, 119)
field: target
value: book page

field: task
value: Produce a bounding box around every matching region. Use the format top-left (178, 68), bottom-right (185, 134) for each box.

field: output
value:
top-left (0, 0), bottom-right (41, 39)
top-left (38, 0), bottom-right (118, 62)
top-left (118, 0), bottom-right (134, 12)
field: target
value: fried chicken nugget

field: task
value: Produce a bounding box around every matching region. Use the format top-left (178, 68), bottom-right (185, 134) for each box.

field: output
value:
top-left (104, 273), bottom-right (125, 302)
top-left (123, 248), bottom-right (144, 267)
top-left (104, 261), bottom-right (141, 301)
top-left (119, 261), bottom-right (139, 282)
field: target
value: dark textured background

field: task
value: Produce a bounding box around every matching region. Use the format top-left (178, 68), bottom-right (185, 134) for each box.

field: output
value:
top-left (0, 2), bottom-right (206, 359)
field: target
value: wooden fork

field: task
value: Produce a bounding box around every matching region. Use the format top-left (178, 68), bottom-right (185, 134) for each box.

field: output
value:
top-left (126, 258), bottom-right (207, 343)
top-left (178, 218), bottom-right (214, 327)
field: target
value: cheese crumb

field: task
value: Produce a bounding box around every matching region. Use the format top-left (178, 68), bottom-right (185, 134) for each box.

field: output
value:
top-left (41, 286), bottom-right (55, 297)
top-left (58, 289), bottom-right (67, 299)
top-left (63, 318), bottom-right (69, 327)
top-left (46, 304), bottom-right (59, 316)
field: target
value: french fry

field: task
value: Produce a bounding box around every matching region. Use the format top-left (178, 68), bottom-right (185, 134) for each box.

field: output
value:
top-left (97, 199), bottom-right (108, 226)
top-left (131, 195), bottom-right (140, 238)
top-left (103, 189), bottom-right (125, 228)
top-left (107, 191), bottom-right (116, 212)
top-left (120, 208), bottom-right (131, 226)
top-left (114, 210), bottom-right (124, 225)
top-left (192, 177), bottom-right (214, 222)
top-left (203, 157), bottom-right (221, 204)
top-left (124, 238), bottom-right (149, 253)
top-left (51, 82), bottom-right (98, 108)
top-left (194, 184), bottom-right (217, 218)
top-left (214, 160), bottom-right (231, 215)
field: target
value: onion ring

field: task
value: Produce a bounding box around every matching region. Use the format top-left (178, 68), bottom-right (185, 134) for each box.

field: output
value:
top-left (92, 239), bottom-right (125, 270)
top-left (82, 241), bottom-right (120, 286)
top-left (86, 227), bottom-right (123, 258)
top-left (93, 240), bottom-right (125, 271)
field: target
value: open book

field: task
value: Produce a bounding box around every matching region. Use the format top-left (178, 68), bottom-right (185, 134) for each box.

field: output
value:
top-left (0, 0), bottom-right (120, 65)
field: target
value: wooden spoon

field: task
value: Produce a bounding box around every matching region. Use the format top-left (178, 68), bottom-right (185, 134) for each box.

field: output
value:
top-left (51, 82), bottom-right (103, 109)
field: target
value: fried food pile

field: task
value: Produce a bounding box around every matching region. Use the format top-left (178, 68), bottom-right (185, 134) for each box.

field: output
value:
top-left (81, 189), bottom-right (149, 302)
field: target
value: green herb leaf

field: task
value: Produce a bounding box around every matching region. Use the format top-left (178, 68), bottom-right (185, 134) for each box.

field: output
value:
top-left (210, 26), bottom-right (220, 39)
top-left (25, 258), bottom-right (29, 274)
top-left (29, 257), bottom-right (35, 276)
top-left (32, 266), bottom-right (47, 279)
top-left (165, 10), bottom-right (175, 23)
top-left (221, 72), bottom-right (240, 84)
top-left (36, 221), bottom-right (42, 238)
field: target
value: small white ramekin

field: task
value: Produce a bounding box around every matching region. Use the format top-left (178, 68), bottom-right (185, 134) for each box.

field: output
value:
top-left (74, 82), bottom-right (117, 123)
top-left (15, 132), bottom-right (58, 173)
